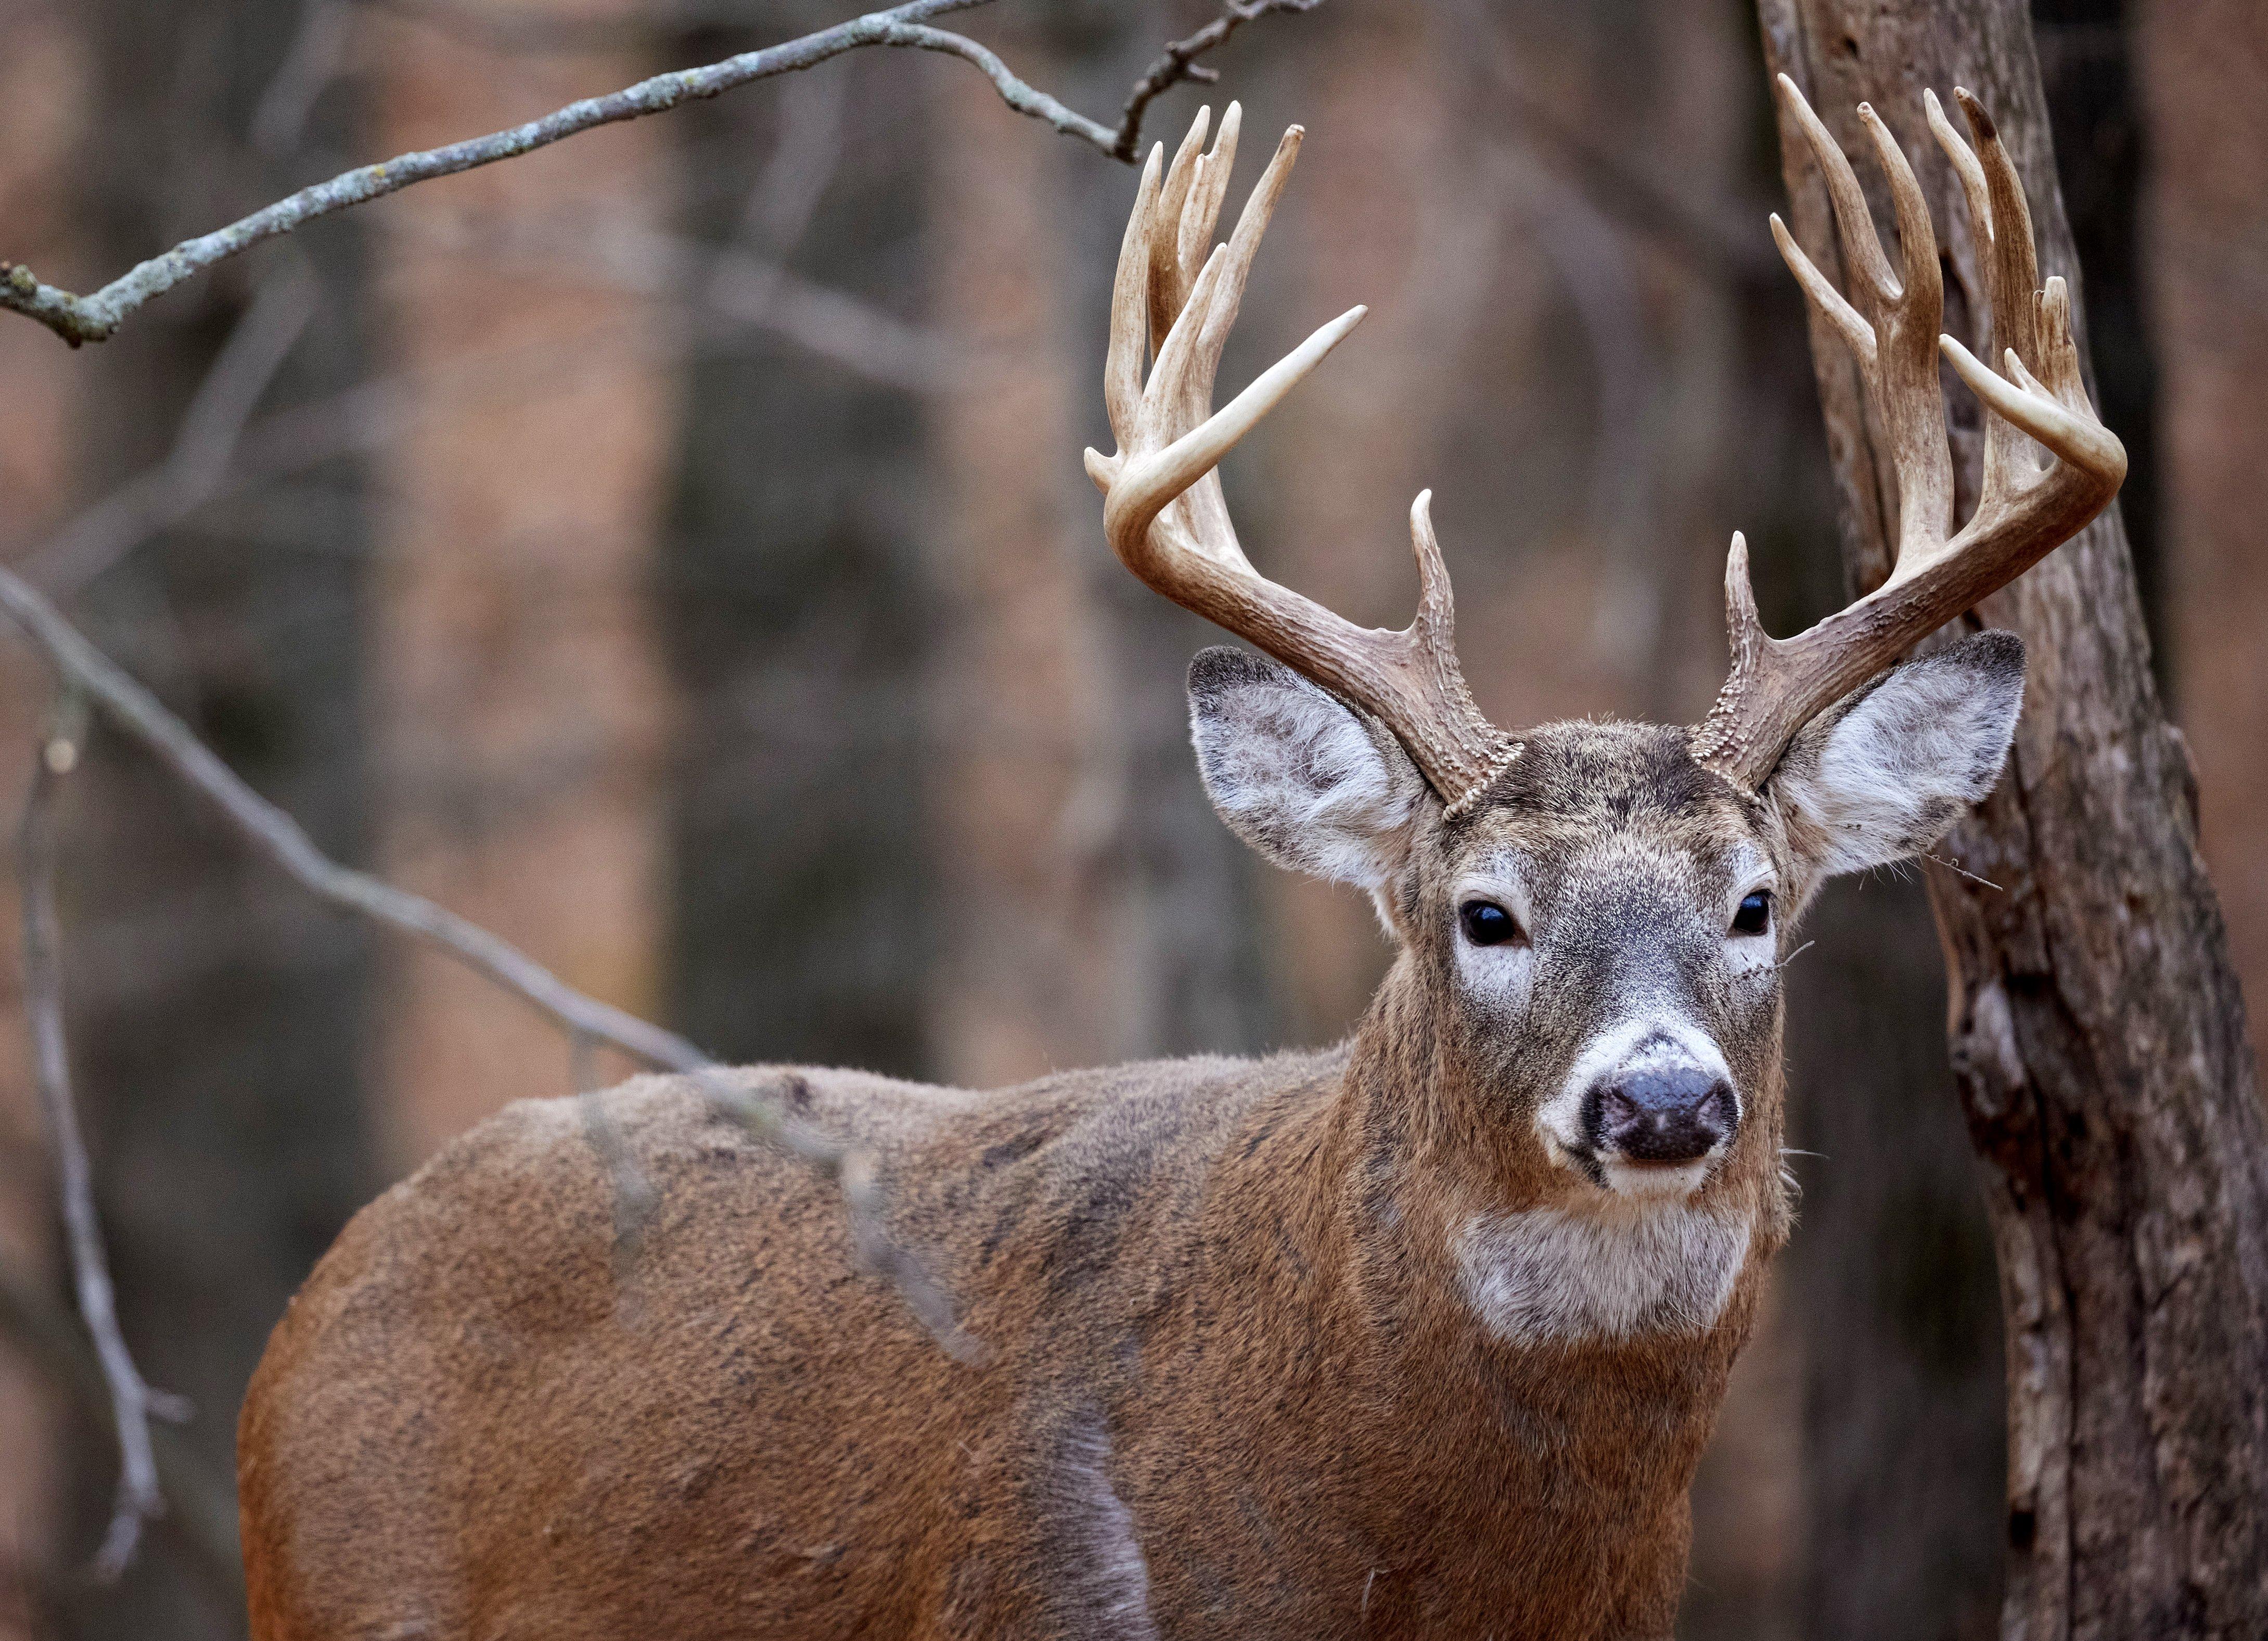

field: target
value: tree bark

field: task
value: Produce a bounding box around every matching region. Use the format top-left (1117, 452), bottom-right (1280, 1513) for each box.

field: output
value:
top-left (60, 0), bottom-right (384, 1632)
top-left (1754, 4), bottom-right (2268, 1638)
top-left (664, 43), bottom-right (937, 1079)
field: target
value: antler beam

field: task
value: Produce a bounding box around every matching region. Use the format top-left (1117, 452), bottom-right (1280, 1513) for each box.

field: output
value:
top-left (1692, 79), bottom-right (2126, 789)
top-left (1086, 108), bottom-right (1517, 814)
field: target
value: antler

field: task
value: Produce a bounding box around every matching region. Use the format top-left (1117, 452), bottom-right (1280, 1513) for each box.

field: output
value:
top-left (1084, 106), bottom-right (1518, 815)
top-left (1691, 78), bottom-right (2127, 788)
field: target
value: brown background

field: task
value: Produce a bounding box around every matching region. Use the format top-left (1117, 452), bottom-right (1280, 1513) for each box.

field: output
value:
top-left (0, 0), bottom-right (2257, 1636)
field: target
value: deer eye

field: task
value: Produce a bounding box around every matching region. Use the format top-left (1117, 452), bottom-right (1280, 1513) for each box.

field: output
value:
top-left (1731, 890), bottom-right (1772, 937)
top-left (1458, 900), bottom-right (1525, 947)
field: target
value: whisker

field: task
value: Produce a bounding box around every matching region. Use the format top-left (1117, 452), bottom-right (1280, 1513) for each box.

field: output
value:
top-left (1923, 851), bottom-right (2004, 892)
top-left (1774, 940), bottom-right (1816, 972)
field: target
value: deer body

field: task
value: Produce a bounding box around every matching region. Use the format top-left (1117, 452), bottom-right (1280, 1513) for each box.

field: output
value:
top-left (239, 91), bottom-right (2122, 1640)
top-left (244, 854), bottom-right (1782, 1639)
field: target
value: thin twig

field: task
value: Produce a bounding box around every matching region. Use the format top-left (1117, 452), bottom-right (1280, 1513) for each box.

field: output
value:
top-left (1923, 851), bottom-right (2005, 893)
top-left (0, 567), bottom-right (969, 1358)
top-left (419, 214), bottom-right (966, 392)
top-left (1, 568), bottom-right (703, 1068)
top-left (251, 0), bottom-right (356, 158)
top-left (8, 67), bottom-right (941, 592)
top-left (27, 263), bottom-right (318, 591)
top-left (696, 1072), bottom-right (976, 1361)
top-left (15, 258), bottom-right (964, 596)
top-left (727, 67), bottom-right (848, 260)
top-left (0, 1268), bottom-right (242, 1605)
top-left (572, 1029), bottom-right (658, 1262)
top-left (16, 709), bottom-right (184, 1581)
top-left (1113, 0), bottom-right (1326, 162)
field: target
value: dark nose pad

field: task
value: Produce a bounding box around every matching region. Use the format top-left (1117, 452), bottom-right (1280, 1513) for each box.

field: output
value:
top-left (1593, 1067), bottom-right (1736, 1164)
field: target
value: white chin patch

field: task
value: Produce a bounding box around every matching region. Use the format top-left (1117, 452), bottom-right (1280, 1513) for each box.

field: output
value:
top-left (1601, 1157), bottom-right (1712, 1200)
top-left (1455, 1204), bottom-right (1750, 1346)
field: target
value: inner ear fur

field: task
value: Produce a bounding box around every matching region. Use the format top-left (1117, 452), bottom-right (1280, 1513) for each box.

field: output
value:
top-left (1767, 629), bottom-right (2027, 881)
top-left (1187, 646), bottom-right (1430, 891)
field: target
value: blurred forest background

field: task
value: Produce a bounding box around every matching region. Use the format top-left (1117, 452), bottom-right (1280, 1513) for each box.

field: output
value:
top-left (0, 0), bottom-right (2258, 1636)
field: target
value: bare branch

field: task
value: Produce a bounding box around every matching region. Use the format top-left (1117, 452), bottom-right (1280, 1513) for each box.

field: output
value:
top-left (0, 571), bottom-right (707, 1071)
top-left (0, 0), bottom-right (1334, 344)
top-left (0, 1266), bottom-right (242, 1602)
top-left (882, 19), bottom-right (1118, 149)
top-left (572, 1030), bottom-right (659, 1267)
top-left (251, 0), bottom-right (356, 159)
top-left (701, 1071), bottom-right (974, 1360)
top-left (1113, 0), bottom-right (1327, 163)
top-left (14, 261), bottom-right (965, 597)
top-left (16, 710), bottom-right (182, 1581)
top-left (404, 210), bottom-right (968, 391)
top-left (0, 0), bottom-right (1074, 344)
top-left (27, 264), bottom-right (317, 591)
top-left (0, 567), bottom-right (972, 1365)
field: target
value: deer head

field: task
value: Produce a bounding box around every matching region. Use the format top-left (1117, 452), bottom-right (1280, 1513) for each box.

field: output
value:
top-left (1086, 92), bottom-right (2123, 1217)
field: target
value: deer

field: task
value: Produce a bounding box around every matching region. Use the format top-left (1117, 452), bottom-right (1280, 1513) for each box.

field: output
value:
top-left (238, 80), bottom-right (2123, 1641)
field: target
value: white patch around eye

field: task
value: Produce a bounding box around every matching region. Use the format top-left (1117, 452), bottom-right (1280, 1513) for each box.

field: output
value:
top-left (1724, 862), bottom-right (1779, 980)
top-left (1449, 869), bottom-right (1537, 1017)
top-left (1455, 1202), bottom-right (1750, 1345)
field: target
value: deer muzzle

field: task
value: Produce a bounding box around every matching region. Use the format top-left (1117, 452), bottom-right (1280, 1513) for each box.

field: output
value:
top-left (1539, 1017), bottom-right (1742, 1197)
top-left (1591, 1063), bottom-right (1738, 1166)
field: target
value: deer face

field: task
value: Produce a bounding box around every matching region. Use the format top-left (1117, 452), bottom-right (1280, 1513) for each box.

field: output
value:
top-left (1190, 632), bottom-right (2026, 1204)
top-left (1101, 102), bottom-right (2115, 1211)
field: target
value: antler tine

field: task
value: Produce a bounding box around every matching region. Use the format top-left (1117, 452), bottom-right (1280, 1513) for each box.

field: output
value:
top-left (1150, 108), bottom-right (1213, 351)
top-left (1776, 75), bottom-right (1899, 306)
top-left (1855, 100), bottom-right (1957, 555)
top-left (1103, 143), bottom-right (1164, 451)
top-left (1695, 86), bottom-right (2125, 789)
top-left (1925, 90), bottom-right (1991, 268)
top-left (1087, 112), bottom-right (1518, 812)
top-left (1774, 75), bottom-right (1956, 566)
top-left (1769, 213), bottom-right (1874, 367)
top-left (1178, 102), bottom-right (1241, 289)
top-left (1170, 118), bottom-right (1296, 567)
top-left (1947, 86), bottom-right (2053, 520)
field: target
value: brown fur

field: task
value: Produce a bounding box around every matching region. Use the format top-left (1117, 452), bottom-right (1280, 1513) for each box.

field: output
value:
top-left (239, 722), bottom-right (1815, 1640)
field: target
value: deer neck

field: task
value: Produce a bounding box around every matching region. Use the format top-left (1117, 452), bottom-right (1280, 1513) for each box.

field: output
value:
top-left (1165, 964), bottom-right (1763, 1588)
top-left (1261, 958), bottom-right (1774, 1405)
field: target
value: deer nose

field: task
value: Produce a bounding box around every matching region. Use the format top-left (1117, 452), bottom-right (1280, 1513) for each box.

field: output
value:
top-left (1594, 1066), bottom-right (1736, 1164)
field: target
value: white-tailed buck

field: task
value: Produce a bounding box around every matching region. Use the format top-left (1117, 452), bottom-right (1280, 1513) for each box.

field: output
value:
top-left (240, 81), bottom-right (2122, 1639)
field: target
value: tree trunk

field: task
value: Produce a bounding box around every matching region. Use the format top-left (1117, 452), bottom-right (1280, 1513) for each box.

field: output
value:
top-left (60, 0), bottom-right (383, 1632)
top-left (1754, 4), bottom-right (2268, 1638)
top-left (370, 0), bottom-right (679, 1158)
top-left (663, 41), bottom-right (936, 1080)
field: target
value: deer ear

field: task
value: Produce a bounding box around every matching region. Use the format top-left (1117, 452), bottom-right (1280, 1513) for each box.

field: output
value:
top-left (1770, 630), bottom-right (2027, 879)
top-left (1188, 647), bottom-right (1427, 889)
